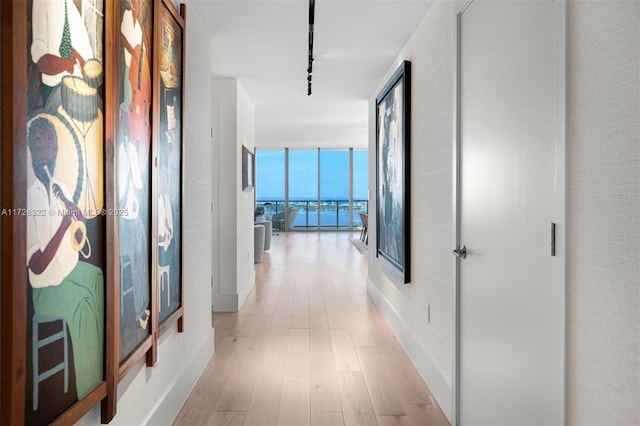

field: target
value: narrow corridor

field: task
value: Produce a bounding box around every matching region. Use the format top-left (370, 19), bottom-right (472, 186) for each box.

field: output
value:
top-left (175, 232), bottom-right (449, 425)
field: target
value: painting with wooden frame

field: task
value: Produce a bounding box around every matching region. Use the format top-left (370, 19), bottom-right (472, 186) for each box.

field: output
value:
top-left (375, 60), bottom-right (411, 284)
top-left (153, 0), bottom-right (185, 332)
top-left (105, 0), bottom-right (156, 375)
top-left (1, 0), bottom-right (116, 423)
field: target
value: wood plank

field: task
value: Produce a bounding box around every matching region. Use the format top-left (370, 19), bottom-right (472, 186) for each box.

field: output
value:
top-left (310, 352), bottom-right (342, 412)
top-left (214, 373), bottom-right (257, 411)
top-left (174, 381), bottom-right (218, 425)
top-left (244, 334), bottom-right (289, 425)
top-left (258, 334), bottom-right (289, 375)
top-left (283, 329), bottom-right (310, 377)
top-left (356, 349), bottom-right (406, 416)
top-left (308, 287), bottom-right (327, 315)
top-left (290, 312), bottom-right (310, 329)
top-left (174, 336), bottom-right (240, 425)
top-left (323, 288), bottom-right (349, 331)
top-left (270, 313), bottom-right (291, 335)
top-left (326, 307), bottom-right (349, 331)
top-left (405, 402), bottom-right (450, 426)
top-left (311, 411), bottom-right (345, 426)
top-left (349, 327), bottom-right (377, 348)
top-left (208, 411), bottom-right (246, 426)
top-left (309, 315), bottom-right (332, 352)
top-left (376, 415), bottom-right (411, 426)
top-left (232, 335), bottom-right (268, 376)
top-left (277, 377), bottom-right (311, 426)
top-left (275, 296), bottom-right (294, 315)
top-left (330, 330), bottom-right (361, 372)
top-left (337, 371), bottom-right (377, 426)
top-left (243, 370), bottom-right (284, 426)
top-left (381, 350), bottom-right (432, 405)
top-left (213, 312), bottom-right (238, 347)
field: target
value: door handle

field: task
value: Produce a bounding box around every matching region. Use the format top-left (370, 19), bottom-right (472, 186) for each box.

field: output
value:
top-left (452, 245), bottom-right (467, 259)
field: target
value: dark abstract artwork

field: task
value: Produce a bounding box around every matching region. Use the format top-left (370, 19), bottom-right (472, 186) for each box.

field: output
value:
top-left (376, 60), bottom-right (411, 283)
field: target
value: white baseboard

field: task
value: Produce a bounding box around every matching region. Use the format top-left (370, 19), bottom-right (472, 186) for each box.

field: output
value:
top-left (212, 291), bottom-right (239, 312)
top-left (212, 271), bottom-right (255, 313)
top-left (367, 278), bottom-right (453, 422)
top-left (146, 332), bottom-right (215, 425)
top-left (237, 271), bottom-right (255, 310)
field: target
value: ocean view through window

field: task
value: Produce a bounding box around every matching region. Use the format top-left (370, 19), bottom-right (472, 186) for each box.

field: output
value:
top-left (256, 148), bottom-right (368, 230)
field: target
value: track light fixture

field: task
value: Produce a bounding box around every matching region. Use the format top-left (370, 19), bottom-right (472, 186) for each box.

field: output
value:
top-left (307, 0), bottom-right (315, 96)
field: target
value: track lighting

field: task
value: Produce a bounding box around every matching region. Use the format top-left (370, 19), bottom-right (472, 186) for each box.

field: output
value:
top-left (307, 0), bottom-right (315, 96)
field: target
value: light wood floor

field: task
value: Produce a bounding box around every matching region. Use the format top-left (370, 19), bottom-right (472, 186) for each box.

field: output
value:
top-left (174, 232), bottom-right (449, 426)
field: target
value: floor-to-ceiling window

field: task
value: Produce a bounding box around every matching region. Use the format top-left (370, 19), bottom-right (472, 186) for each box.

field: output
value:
top-left (289, 149), bottom-right (319, 228)
top-left (353, 149), bottom-right (368, 227)
top-left (320, 149), bottom-right (349, 228)
top-left (256, 148), bottom-right (368, 230)
top-left (256, 149), bottom-right (285, 218)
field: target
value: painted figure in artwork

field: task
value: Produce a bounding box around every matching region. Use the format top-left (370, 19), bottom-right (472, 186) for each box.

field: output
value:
top-left (27, 0), bottom-right (105, 408)
top-left (157, 170), bottom-right (174, 313)
top-left (30, 0), bottom-right (93, 104)
top-left (30, 0), bottom-right (105, 219)
top-left (26, 117), bottom-right (104, 400)
top-left (118, 0), bottom-right (151, 356)
top-left (157, 9), bottom-right (182, 320)
top-left (121, 0), bottom-right (152, 162)
top-left (117, 104), bottom-right (150, 336)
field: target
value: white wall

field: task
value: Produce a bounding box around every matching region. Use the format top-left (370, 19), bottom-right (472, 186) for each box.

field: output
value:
top-left (212, 77), bottom-right (256, 312)
top-left (566, 2), bottom-right (640, 424)
top-left (213, 78), bottom-right (238, 301)
top-left (367, 0), bottom-right (457, 419)
top-left (368, 1), bottom-right (640, 423)
top-left (255, 124), bottom-right (368, 149)
top-left (236, 84), bottom-right (256, 304)
top-left (79, 2), bottom-right (215, 424)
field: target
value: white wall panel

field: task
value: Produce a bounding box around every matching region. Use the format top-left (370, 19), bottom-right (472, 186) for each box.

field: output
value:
top-left (567, 2), bottom-right (640, 424)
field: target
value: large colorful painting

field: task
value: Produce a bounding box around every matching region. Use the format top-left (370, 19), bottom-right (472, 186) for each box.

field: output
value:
top-left (116, 0), bottom-right (153, 365)
top-left (25, 0), bottom-right (106, 422)
top-left (375, 60), bottom-right (411, 283)
top-left (1, 0), bottom-right (187, 423)
top-left (155, 0), bottom-right (184, 327)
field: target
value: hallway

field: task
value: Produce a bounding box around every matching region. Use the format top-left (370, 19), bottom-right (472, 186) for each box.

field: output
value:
top-left (174, 232), bottom-right (449, 425)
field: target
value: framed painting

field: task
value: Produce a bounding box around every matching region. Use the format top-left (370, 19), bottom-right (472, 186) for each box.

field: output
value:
top-left (153, 0), bottom-right (185, 332)
top-left (107, 0), bottom-right (156, 374)
top-left (375, 60), bottom-right (411, 284)
top-left (1, 0), bottom-right (116, 423)
top-left (242, 145), bottom-right (254, 192)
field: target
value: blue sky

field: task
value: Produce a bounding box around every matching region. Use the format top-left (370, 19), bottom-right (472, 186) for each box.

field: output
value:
top-left (256, 149), bottom-right (368, 201)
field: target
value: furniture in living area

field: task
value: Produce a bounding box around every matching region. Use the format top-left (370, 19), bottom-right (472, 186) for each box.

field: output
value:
top-left (359, 213), bottom-right (368, 245)
top-left (254, 205), bottom-right (266, 222)
top-left (254, 223), bottom-right (265, 263)
top-left (254, 219), bottom-right (273, 264)
top-left (255, 219), bottom-right (272, 251)
top-left (271, 207), bottom-right (299, 231)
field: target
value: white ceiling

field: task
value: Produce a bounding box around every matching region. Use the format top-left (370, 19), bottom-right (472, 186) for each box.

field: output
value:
top-left (190, 0), bottom-right (433, 148)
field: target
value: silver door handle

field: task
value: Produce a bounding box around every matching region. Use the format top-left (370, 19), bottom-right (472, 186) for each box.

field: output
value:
top-left (452, 245), bottom-right (467, 259)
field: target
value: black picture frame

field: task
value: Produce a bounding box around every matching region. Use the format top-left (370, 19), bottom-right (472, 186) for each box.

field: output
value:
top-left (375, 60), bottom-right (411, 284)
top-left (242, 145), bottom-right (254, 192)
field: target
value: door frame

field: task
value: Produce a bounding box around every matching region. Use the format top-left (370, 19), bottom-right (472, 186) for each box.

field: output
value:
top-left (451, 1), bottom-right (567, 424)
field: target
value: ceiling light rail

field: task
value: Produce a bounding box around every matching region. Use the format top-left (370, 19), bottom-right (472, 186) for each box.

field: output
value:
top-left (307, 0), bottom-right (315, 95)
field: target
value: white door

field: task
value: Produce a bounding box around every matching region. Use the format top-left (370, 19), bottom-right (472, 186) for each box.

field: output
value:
top-left (456, 1), bottom-right (565, 424)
